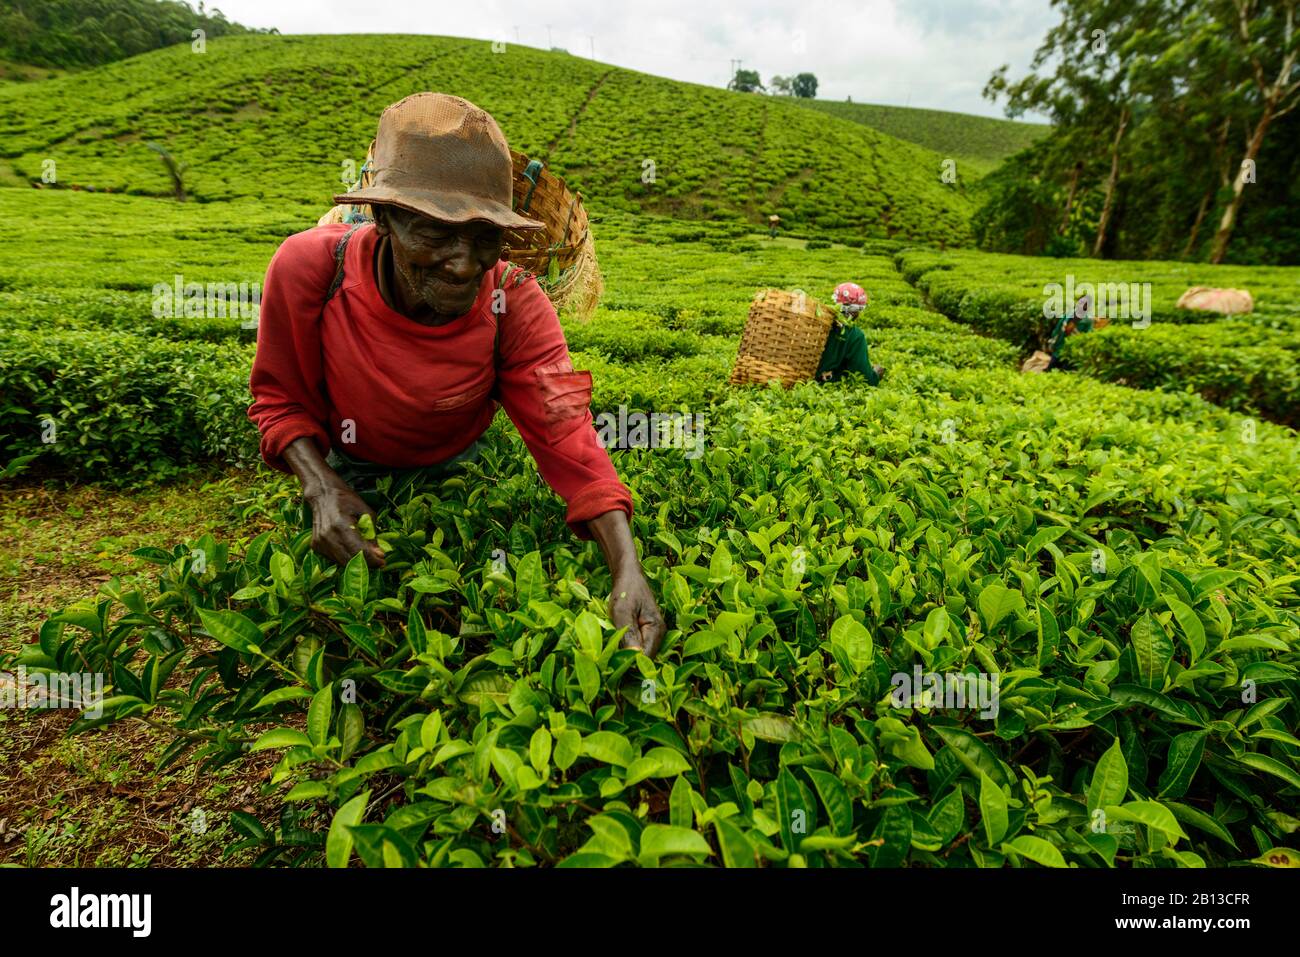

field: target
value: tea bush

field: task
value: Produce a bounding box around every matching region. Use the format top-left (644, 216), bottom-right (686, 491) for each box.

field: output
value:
top-left (896, 248), bottom-right (1300, 424)
top-left (0, 329), bottom-right (258, 482)
top-left (6, 188), bottom-right (1298, 868)
top-left (27, 373), bottom-right (1299, 868)
top-left (1063, 325), bottom-right (1300, 427)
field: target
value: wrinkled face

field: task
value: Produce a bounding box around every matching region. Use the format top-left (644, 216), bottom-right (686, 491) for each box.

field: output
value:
top-left (377, 205), bottom-right (505, 317)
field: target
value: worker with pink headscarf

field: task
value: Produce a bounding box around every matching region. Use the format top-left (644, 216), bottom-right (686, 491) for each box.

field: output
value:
top-left (814, 281), bottom-right (884, 385)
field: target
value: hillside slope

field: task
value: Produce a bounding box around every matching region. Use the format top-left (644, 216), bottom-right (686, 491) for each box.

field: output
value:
top-left (0, 34), bottom-right (975, 245)
top-left (798, 99), bottom-right (1049, 177)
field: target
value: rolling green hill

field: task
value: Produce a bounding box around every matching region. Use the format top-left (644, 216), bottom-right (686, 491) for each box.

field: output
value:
top-left (798, 99), bottom-right (1049, 178)
top-left (0, 33), bottom-right (976, 245)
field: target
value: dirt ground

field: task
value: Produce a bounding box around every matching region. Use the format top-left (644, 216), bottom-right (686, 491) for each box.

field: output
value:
top-left (0, 469), bottom-right (300, 865)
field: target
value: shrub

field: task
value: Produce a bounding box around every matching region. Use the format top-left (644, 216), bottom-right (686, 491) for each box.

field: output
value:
top-left (0, 330), bottom-right (258, 482)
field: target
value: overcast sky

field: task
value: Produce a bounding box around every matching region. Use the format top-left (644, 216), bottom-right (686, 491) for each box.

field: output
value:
top-left (207, 0), bottom-right (1056, 120)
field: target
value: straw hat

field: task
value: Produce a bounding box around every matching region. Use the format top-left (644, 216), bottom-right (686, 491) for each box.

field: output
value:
top-left (333, 92), bottom-right (545, 231)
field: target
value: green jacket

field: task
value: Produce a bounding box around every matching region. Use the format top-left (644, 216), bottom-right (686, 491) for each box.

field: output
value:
top-left (814, 321), bottom-right (879, 386)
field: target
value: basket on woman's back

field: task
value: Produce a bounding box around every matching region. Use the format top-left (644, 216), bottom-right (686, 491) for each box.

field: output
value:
top-left (729, 288), bottom-right (836, 387)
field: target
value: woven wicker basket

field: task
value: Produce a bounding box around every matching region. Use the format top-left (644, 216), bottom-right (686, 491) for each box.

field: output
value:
top-left (319, 140), bottom-right (603, 321)
top-left (729, 289), bottom-right (836, 387)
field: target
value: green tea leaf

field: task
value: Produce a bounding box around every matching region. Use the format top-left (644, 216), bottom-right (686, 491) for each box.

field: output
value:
top-left (1087, 736), bottom-right (1129, 813)
top-left (580, 730), bottom-right (635, 768)
top-left (514, 550), bottom-right (545, 603)
top-left (1002, 835), bottom-right (1067, 868)
top-left (1164, 596), bottom-right (1206, 661)
top-left (934, 726), bottom-right (1011, 788)
top-left (639, 824), bottom-right (712, 862)
top-left (196, 607), bottom-right (259, 653)
top-left (714, 816), bottom-right (756, 868)
top-left (624, 747), bottom-right (691, 786)
top-left (554, 729), bottom-right (581, 771)
top-left (1106, 800), bottom-right (1188, 843)
top-left (529, 726), bottom-right (552, 775)
top-left (307, 685), bottom-right (333, 746)
top-left (775, 768), bottom-right (807, 853)
top-left (1130, 612), bottom-right (1173, 689)
top-left (807, 768), bottom-right (853, 836)
top-left (979, 771), bottom-right (1008, 845)
top-left (1166, 801), bottom-right (1238, 849)
top-left (829, 615), bottom-right (873, 673)
top-left (868, 804), bottom-right (913, 867)
top-left (923, 606), bottom-right (949, 646)
top-left (977, 583), bottom-right (1025, 632)
top-left (326, 790), bottom-right (370, 868)
top-left (1157, 731), bottom-right (1206, 799)
top-left (341, 550), bottom-right (368, 601)
top-left (1234, 753), bottom-right (1300, 791)
top-left (250, 727), bottom-right (312, 752)
top-left (669, 775), bottom-right (694, 830)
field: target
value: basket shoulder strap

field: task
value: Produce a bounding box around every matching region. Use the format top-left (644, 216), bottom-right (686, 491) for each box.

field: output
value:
top-left (487, 261), bottom-right (538, 398)
top-left (325, 223), bottom-right (365, 303)
top-left (490, 263), bottom-right (506, 399)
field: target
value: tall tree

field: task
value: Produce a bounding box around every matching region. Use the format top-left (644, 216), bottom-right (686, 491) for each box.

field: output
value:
top-left (727, 69), bottom-right (765, 93)
top-left (986, 0), bottom-right (1173, 258)
top-left (791, 73), bottom-right (818, 98)
top-left (1195, 1), bottom-right (1300, 262)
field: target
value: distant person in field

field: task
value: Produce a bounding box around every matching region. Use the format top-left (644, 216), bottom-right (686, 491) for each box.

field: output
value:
top-left (815, 282), bottom-right (884, 385)
top-left (1045, 292), bottom-right (1108, 370)
top-left (768, 214), bottom-right (781, 239)
top-left (247, 92), bottom-right (665, 657)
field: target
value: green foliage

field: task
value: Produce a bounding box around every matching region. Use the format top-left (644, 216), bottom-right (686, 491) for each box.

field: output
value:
top-left (0, 0), bottom-right (267, 70)
top-left (979, 0), bottom-right (1300, 265)
top-left (29, 367), bottom-right (1300, 868)
top-left (897, 247), bottom-right (1300, 425)
top-left (790, 74), bottom-right (818, 99)
top-left (0, 329), bottom-right (257, 482)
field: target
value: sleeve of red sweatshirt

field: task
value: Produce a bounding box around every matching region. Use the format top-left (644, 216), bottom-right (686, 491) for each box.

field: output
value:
top-left (247, 227), bottom-right (342, 472)
top-left (494, 269), bottom-right (633, 540)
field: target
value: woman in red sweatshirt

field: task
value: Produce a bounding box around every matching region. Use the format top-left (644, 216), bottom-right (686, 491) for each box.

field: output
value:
top-left (247, 92), bottom-right (664, 656)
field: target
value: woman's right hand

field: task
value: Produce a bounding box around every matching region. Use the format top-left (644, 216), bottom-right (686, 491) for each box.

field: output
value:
top-left (306, 482), bottom-right (386, 568)
top-left (282, 437), bottom-right (386, 569)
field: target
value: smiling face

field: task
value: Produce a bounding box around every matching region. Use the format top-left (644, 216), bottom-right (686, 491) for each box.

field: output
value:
top-left (374, 204), bottom-right (505, 319)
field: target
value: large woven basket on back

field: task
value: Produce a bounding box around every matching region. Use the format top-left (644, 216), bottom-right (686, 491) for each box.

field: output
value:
top-left (319, 140), bottom-right (603, 321)
top-left (729, 289), bottom-right (836, 387)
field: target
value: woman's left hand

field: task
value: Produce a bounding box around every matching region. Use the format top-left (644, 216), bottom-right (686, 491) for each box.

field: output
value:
top-left (609, 568), bottom-right (666, 658)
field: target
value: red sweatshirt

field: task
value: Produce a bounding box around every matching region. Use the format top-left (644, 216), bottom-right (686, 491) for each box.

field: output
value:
top-left (247, 222), bottom-right (632, 540)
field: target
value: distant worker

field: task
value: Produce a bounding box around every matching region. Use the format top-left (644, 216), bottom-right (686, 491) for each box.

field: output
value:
top-left (768, 214), bottom-right (781, 239)
top-left (814, 281), bottom-right (884, 385)
top-left (1045, 292), bottom-right (1109, 370)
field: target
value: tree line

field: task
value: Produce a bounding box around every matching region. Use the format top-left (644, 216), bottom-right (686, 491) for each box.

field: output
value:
top-left (980, 0), bottom-right (1299, 265)
top-left (0, 0), bottom-right (268, 69)
top-left (728, 69), bottom-right (819, 98)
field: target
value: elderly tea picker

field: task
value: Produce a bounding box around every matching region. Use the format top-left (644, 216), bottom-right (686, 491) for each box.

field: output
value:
top-left (247, 92), bottom-right (665, 656)
top-left (814, 281), bottom-right (885, 384)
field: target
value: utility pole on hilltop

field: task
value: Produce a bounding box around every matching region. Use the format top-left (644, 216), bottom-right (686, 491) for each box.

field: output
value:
top-left (546, 24), bottom-right (553, 48)
top-left (514, 25), bottom-right (520, 43)
top-left (588, 35), bottom-right (595, 59)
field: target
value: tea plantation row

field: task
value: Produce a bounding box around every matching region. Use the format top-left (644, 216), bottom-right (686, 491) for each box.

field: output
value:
top-left (896, 248), bottom-right (1300, 426)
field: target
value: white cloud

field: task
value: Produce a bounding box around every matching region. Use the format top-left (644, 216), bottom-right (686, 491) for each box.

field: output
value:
top-left (208, 0), bottom-right (1055, 119)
